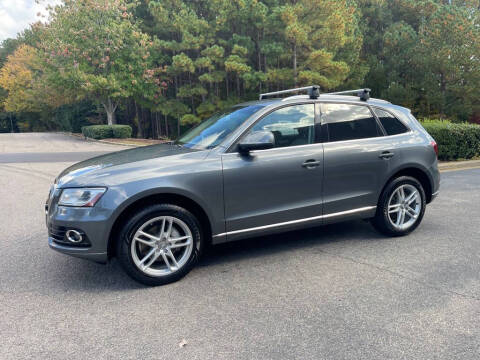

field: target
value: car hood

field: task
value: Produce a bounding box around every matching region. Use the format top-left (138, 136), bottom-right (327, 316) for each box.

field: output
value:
top-left (56, 143), bottom-right (199, 186)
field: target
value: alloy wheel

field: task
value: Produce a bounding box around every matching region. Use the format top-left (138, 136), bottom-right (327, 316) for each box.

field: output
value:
top-left (131, 216), bottom-right (193, 276)
top-left (387, 184), bottom-right (422, 231)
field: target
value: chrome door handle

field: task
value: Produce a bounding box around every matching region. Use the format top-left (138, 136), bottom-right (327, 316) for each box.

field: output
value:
top-left (379, 151), bottom-right (394, 159)
top-left (302, 159), bottom-right (321, 168)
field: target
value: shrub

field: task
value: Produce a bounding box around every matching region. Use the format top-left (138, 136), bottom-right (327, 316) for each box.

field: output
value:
top-left (81, 125), bottom-right (132, 139)
top-left (81, 125), bottom-right (112, 139)
top-left (111, 125), bottom-right (132, 138)
top-left (421, 119), bottom-right (480, 161)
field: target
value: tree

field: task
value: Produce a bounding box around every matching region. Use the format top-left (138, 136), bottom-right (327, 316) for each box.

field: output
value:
top-left (417, 4), bottom-right (480, 119)
top-left (274, 0), bottom-right (359, 89)
top-left (2, 0), bottom-right (480, 135)
top-left (0, 45), bottom-right (43, 113)
top-left (40, 0), bottom-right (157, 125)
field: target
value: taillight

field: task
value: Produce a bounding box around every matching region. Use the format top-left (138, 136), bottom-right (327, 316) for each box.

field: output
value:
top-left (431, 140), bottom-right (438, 157)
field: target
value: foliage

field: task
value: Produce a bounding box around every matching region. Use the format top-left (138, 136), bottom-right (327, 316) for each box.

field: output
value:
top-left (0, 0), bottom-right (479, 139)
top-left (82, 124), bottom-right (132, 139)
top-left (359, 0), bottom-right (480, 121)
top-left (0, 45), bottom-right (44, 113)
top-left (421, 119), bottom-right (480, 160)
top-left (111, 124), bottom-right (132, 138)
top-left (0, 111), bottom-right (16, 133)
top-left (52, 100), bottom-right (98, 133)
top-left (39, 0), bottom-right (157, 125)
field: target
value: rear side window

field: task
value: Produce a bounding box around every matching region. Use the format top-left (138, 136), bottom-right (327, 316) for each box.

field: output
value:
top-left (323, 103), bottom-right (381, 142)
top-left (373, 108), bottom-right (409, 135)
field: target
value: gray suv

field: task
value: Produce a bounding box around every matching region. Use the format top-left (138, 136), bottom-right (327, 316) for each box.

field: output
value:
top-left (46, 86), bottom-right (440, 285)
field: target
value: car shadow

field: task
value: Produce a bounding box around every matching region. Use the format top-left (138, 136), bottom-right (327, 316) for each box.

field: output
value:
top-left (198, 219), bottom-right (384, 267)
top-left (49, 219), bottom-right (384, 292)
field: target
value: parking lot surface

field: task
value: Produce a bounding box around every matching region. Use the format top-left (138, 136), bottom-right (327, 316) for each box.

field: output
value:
top-left (1, 133), bottom-right (479, 360)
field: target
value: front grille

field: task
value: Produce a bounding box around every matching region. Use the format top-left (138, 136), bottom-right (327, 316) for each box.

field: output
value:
top-left (49, 225), bottom-right (91, 247)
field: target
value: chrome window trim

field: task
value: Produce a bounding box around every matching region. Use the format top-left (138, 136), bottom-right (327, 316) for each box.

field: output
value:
top-left (213, 206), bottom-right (377, 238)
top-left (320, 130), bottom-right (414, 146)
top-left (221, 141), bottom-right (324, 157)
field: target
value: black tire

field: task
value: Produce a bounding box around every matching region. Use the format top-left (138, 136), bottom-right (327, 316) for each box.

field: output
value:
top-left (116, 204), bottom-right (203, 286)
top-left (372, 176), bottom-right (426, 237)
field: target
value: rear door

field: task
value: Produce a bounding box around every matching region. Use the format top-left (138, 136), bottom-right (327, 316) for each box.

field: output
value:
top-left (221, 103), bottom-right (324, 240)
top-left (321, 102), bottom-right (402, 217)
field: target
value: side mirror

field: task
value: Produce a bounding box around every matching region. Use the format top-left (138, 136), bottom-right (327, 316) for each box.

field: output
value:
top-left (238, 131), bottom-right (275, 154)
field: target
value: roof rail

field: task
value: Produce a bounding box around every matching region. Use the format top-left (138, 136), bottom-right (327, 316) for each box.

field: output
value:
top-left (325, 88), bottom-right (371, 101)
top-left (259, 85), bottom-right (320, 100)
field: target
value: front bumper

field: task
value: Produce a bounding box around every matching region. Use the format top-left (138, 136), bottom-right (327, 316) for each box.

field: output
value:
top-left (48, 237), bottom-right (108, 263)
top-left (46, 190), bottom-right (113, 264)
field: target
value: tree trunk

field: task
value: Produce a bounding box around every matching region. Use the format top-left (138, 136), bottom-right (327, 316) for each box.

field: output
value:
top-left (103, 98), bottom-right (117, 125)
top-left (256, 31), bottom-right (262, 93)
top-left (189, 73), bottom-right (195, 114)
top-left (150, 110), bottom-right (154, 139)
top-left (135, 101), bottom-right (143, 138)
top-left (293, 41), bottom-right (297, 87)
top-left (440, 72), bottom-right (446, 118)
top-left (236, 74), bottom-right (240, 96)
top-left (156, 112), bottom-right (160, 139)
top-left (164, 114), bottom-right (169, 138)
top-left (225, 74), bottom-right (229, 97)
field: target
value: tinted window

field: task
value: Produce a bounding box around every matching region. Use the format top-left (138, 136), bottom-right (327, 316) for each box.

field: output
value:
top-left (373, 108), bottom-right (409, 135)
top-left (177, 105), bottom-right (264, 149)
top-left (248, 104), bottom-right (315, 148)
top-left (323, 103), bottom-right (380, 142)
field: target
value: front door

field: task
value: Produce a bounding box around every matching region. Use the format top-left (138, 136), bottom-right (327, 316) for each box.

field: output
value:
top-left (221, 103), bottom-right (324, 240)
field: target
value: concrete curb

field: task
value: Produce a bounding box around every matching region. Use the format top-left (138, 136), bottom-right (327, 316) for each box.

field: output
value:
top-left (61, 132), bottom-right (161, 147)
top-left (438, 160), bottom-right (480, 172)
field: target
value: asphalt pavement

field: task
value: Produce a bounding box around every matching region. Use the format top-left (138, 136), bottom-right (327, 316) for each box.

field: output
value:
top-left (1, 132), bottom-right (479, 360)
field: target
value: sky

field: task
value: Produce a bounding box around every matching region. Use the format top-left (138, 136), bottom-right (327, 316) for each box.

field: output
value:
top-left (0, 0), bottom-right (58, 42)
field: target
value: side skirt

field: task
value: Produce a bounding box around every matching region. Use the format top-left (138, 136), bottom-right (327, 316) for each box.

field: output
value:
top-left (212, 206), bottom-right (377, 243)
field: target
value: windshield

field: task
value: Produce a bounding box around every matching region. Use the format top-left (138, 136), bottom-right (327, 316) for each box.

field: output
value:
top-left (176, 105), bottom-right (264, 149)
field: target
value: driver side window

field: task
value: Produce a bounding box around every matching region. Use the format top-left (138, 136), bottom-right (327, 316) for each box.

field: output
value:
top-left (247, 104), bottom-right (315, 148)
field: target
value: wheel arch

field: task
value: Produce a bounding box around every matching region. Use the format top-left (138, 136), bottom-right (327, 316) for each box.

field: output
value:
top-left (381, 165), bottom-right (433, 204)
top-left (107, 191), bottom-right (213, 259)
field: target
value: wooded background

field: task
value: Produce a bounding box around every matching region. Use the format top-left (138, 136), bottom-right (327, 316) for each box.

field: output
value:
top-left (0, 0), bottom-right (479, 138)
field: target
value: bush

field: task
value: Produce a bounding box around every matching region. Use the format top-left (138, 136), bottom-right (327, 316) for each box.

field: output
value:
top-left (111, 125), bottom-right (132, 138)
top-left (421, 119), bottom-right (480, 161)
top-left (81, 125), bottom-right (132, 139)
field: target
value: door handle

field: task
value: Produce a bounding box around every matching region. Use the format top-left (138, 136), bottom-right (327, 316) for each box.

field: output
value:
top-left (379, 151), bottom-right (395, 159)
top-left (302, 159), bottom-right (321, 168)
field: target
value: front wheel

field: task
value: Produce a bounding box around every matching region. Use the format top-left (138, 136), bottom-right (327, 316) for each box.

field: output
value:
top-left (116, 204), bottom-right (203, 286)
top-left (372, 176), bottom-right (426, 236)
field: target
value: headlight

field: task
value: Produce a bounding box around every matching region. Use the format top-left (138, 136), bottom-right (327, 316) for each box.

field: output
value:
top-left (58, 188), bottom-right (106, 207)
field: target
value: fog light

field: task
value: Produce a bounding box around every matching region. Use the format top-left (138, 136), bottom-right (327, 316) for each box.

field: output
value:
top-left (65, 229), bottom-right (83, 243)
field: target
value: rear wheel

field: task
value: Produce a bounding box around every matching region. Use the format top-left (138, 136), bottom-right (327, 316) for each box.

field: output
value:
top-left (372, 176), bottom-right (426, 236)
top-left (116, 204), bottom-right (203, 286)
